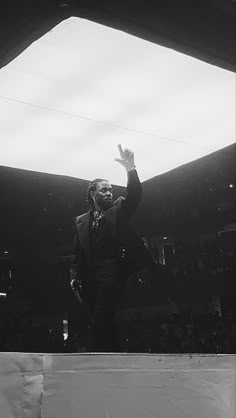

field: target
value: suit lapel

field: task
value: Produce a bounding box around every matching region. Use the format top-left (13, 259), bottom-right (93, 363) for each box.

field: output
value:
top-left (75, 212), bottom-right (91, 262)
top-left (76, 198), bottom-right (123, 260)
top-left (103, 204), bottom-right (119, 242)
top-left (102, 197), bottom-right (124, 241)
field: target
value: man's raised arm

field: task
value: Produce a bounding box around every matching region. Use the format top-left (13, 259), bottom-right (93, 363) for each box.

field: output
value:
top-left (115, 144), bottom-right (142, 216)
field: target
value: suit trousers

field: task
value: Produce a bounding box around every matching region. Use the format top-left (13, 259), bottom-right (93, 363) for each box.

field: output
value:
top-left (88, 260), bottom-right (125, 352)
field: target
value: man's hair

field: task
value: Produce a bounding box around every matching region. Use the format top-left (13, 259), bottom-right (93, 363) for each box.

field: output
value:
top-left (87, 178), bottom-right (108, 207)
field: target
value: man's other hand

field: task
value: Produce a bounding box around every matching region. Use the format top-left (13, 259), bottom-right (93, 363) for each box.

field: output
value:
top-left (70, 279), bottom-right (83, 304)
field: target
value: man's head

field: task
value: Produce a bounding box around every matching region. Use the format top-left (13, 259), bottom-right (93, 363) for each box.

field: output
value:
top-left (87, 178), bottom-right (113, 211)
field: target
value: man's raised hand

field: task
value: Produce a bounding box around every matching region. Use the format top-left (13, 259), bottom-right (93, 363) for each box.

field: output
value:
top-left (114, 144), bottom-right (136, 171)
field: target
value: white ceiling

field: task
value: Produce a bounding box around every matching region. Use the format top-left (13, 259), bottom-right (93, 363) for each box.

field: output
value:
top-left (0, 17), bottom-right (235, 186)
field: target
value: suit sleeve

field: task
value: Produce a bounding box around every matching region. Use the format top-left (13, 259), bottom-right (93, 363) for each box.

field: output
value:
top-left (122, 169), bottom-right (142, 217)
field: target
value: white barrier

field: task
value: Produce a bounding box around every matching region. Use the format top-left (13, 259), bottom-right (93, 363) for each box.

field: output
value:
top-left (0, 352), bottom-right (235, 417)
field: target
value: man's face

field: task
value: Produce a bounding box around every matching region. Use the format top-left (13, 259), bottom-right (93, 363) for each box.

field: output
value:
top-left (91, 181), bottom-right (113, 210)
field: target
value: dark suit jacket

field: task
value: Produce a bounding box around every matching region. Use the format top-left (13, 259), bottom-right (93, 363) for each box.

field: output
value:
top-left (70, 169), bottom-right (153, 295)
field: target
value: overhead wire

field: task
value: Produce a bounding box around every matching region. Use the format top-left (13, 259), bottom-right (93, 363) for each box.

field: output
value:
top-left (0, 93), bottom-right (215, 151)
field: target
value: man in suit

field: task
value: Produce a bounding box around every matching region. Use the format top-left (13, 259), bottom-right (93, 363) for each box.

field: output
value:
top-left (70, 144), bottom-right (154, 352)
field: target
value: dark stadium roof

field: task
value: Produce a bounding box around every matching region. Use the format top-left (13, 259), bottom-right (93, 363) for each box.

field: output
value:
top-left (0, 1), bottom-right (235, 72)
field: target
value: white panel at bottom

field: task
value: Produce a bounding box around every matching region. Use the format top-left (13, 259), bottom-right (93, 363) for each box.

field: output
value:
top-left (0, 352), bottom-right (235, 418)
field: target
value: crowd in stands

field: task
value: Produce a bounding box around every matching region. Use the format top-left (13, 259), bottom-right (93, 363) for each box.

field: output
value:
top-left (0, 308), bottom-right (235, 354)
top-left (166, 250), bottom-right (235, 281)
top-left (158, 230), bottom-right (236, 282)
top-left (0, 315), bottom-right (64, 352)
top-left (117, 310), bottom-right (236, 354)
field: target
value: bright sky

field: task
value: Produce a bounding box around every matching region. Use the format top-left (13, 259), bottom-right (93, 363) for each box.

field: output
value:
top-left (0, 17), bottom-right (235, 186)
